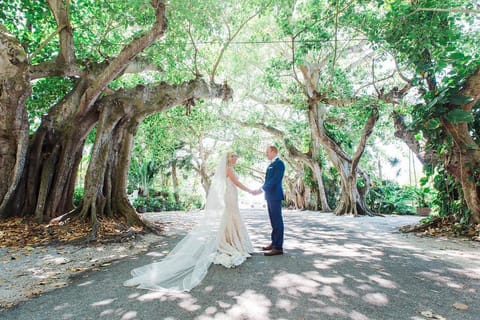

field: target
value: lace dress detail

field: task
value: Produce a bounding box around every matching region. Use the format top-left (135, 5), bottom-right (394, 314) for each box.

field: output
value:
top-left (212, 175), bottom-right (253, 268)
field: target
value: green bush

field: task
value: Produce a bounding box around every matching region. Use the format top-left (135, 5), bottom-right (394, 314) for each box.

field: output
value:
top-left (367, 180), bottom-right (416, 215)
top-left (132, 197), bottom-right (147, 209)
top-left (73, 187), bottom-right (84, 206)
top-left (131, 190), bottom-right (185, 213)
top-left (182, 195), bottom-right (203, 210)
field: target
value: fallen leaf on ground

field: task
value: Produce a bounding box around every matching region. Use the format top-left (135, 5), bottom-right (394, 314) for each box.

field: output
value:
top-left (420, 311), bottom-right (447, 320)
top-left (69, 267), bottom-right (87, 272)
top-left (452, 302), bottom-right (469, 311)
top-left (51, 281), bottom-right (68, 287)
top-left (24, 289), bottom-right (43, 297)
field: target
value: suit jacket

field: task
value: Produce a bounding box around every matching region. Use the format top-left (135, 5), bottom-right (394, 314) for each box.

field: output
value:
top-left (262, 158), bottom-right (285, 201)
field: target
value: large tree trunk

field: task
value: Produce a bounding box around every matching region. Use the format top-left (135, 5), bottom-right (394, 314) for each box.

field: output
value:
top-left (393, 67), bottom-right (480, 224)
top-left (310, 146), bottom-right (332, 212)
top-left (307, 98), bottom-right (379, 216)
top-left (72, 78), bottom-right (230, 233)
top-left (442, 67), bottom-right (480, 224)
top-left (0, 27), bottom-right (31, 217)
top-left (300, 63), bottom-right (378, 216)
top-left (26, 111), bottom-right (95, 222)
top-left (303, 60), bottom-right (378, 214)
top-left (283, 162), bottom-right (306, 210)
top-left (0, 1), bottom-right (168, 221)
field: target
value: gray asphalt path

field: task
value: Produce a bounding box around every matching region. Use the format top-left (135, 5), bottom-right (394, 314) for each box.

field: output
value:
top-left (1, 210), bottom-right (479, 320)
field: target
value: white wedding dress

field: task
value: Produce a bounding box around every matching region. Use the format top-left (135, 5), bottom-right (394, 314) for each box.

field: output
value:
top-left (123, 153), bottom-right (253, 292)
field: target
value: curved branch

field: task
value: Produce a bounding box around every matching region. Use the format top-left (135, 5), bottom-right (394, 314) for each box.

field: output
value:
top-left (209, 5), bottom-right (266, 83)
top-left (78, 0), bottom-right (167, 114)
top-left (327, 0), bottom-right (340, 92)
top-left (393, 56), bottom-right (413, 83)
top-left (187, 20), bottom-right (200, 77)
top-left (291, 35), bottom-right (304, 88)
top-left (351, 106), bottom-right (379, 173)
top-left (46, 0), bottom-right (75, 65)
top-left (414, 7), bottom-right (480, 15)
top-left (28, 24), bottom-right (66, 63)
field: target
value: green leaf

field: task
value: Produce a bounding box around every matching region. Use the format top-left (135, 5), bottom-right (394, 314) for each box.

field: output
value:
top-left (449, 52), bottom-right (465, 60)
top-left (427, 118), bottom-right (441, 129)
top-left (449, 94), bottom-right (473, 106)
top-left (419, 177), bottom-right (429, 186)
top-left (445, 109), bottom-right (474, 123)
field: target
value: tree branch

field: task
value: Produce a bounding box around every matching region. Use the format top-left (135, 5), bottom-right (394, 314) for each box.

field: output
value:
top-left (351, 106), bottom-right (379, 173)
top-left (46, 0), bottom-right (75, 65)
top-left (414, 7), bottom-right (480, 15)
top-left (78, 0), bottom-right (167, 114)
top-left (209, 3), bottom-right (269, 82)
top-left (187, 20), bottom-right (201, 77)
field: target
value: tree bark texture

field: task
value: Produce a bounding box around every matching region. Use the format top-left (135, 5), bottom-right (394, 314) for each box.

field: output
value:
top-left (0, 27), bottom-right (31, 217)
top-left (392, 112), bottom-right (439, 166)
top-left (442, 67), bottom-right (480, 224)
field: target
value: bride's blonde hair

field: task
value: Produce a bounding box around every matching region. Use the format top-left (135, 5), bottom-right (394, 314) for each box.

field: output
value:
top-left (226, 151), bottom-right (238, 165)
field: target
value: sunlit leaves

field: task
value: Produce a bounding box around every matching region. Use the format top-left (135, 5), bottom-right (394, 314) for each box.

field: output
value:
top-left (70, 0), bottom-right (155, 62)
top-left (26, 77), bottom-right (75, 132)
top-left (0, 0), bottom-right (158, 64)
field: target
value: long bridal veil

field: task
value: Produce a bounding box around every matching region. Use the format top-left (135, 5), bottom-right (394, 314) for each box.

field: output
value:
top-left (123, 153), bottom-right (228, 292)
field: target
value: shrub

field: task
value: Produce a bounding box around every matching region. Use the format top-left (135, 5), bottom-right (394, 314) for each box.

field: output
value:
top-left (367, 180), bottom-right (416, 215)
top-left (73, 187), bottom-right (84, 206)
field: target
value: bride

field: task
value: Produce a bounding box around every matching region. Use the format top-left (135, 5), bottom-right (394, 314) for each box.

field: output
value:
top-left (123, 152), bottom-right (255, 292)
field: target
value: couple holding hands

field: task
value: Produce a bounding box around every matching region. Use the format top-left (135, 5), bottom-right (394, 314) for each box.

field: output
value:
top-left (124, 146), bottom-right (285, 292)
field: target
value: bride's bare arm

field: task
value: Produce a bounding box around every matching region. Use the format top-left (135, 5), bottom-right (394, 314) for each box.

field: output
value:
top-left (227, 167), bottom-right (253, 193)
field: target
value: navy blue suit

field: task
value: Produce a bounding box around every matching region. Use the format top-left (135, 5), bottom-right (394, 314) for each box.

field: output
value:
top-left (262, 157), bottom-right (285, 250)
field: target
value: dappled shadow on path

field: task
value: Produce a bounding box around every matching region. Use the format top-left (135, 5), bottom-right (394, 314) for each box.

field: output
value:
top-left (3, 210), bottom-right (479, 320)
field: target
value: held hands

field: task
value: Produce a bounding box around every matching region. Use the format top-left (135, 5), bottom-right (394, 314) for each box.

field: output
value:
top-left (250, 189), bottom-right (262, 195)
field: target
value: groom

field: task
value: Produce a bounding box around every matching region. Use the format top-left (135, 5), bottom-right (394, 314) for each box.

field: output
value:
top-left (254, 146), bottom-right (285, 256)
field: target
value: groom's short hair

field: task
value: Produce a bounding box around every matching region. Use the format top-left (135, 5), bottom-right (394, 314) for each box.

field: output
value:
top-left (268, 146), bottom-right (278, 154)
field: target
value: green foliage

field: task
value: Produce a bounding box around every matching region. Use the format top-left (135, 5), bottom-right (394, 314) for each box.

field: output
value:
top-left (132, 191), bottom-right (184, 213)
top-left (430, 168), bottom-right (469, 221)
top-left (128, 159), bottom-right (159, 194)
top-left (367, 180), bottom-right (417, 215)
top-left (73, 187), bottom-right (84, 207)
top-left (26, 77), bottom-right (75, 132)
top-left (1, 0), bottom-right (157, 64)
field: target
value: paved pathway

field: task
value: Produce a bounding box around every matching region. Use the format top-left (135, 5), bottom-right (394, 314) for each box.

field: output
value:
top-left (1, 210), bottom-right (480, 320)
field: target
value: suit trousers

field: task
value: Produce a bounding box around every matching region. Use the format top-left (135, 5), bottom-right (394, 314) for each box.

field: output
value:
top-left (267, 199), bottom-right (284, 250)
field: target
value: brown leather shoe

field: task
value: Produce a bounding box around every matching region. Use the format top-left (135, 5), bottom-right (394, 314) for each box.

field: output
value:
top-left (262, 244), bottom-right (273, 251)
top-left (264, 249), bottom-right (283, 256)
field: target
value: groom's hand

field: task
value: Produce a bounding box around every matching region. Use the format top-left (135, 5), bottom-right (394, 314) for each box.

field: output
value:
top-left (252, 189), bottom-right (262, 195)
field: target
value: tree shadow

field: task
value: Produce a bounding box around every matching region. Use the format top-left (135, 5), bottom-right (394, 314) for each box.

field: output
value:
top-left (2, 210), bottom-right (479, 320)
